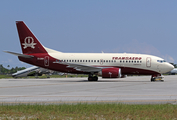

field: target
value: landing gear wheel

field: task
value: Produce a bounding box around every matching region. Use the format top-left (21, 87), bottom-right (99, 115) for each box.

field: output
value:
top-left (93, 76), bottom-right (98, 81)
top-left (88, 75), bottom-right (98, 81)
top-left (151, 78), bottom-right (155, 82)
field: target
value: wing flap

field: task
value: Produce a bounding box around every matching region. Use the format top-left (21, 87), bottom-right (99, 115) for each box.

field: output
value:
top-left (53, 61), bottom-right (102, 72)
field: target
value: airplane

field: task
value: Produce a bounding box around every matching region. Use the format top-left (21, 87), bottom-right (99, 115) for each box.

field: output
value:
top-left (167, 68), bottom-right (177, 75)
top-left (12, 66), bottom-right (52, 78)
top-left (4, 21), bottom-right (174, 82)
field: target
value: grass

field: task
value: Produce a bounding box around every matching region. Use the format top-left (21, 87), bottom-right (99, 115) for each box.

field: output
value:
top-left (0, 103), bottom-right (177, 119)
top-left (0, 75), bottom-right (13, 79)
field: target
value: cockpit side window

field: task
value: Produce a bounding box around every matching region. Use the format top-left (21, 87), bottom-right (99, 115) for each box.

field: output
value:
top-left (157, 60), bottom-right (166, 63)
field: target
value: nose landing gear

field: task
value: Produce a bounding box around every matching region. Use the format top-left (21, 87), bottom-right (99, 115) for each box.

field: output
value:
top-left (151, 74), bottom-right (164, 82)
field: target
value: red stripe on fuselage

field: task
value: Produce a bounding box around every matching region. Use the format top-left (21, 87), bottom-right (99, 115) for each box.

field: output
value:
top-left (18, 54), bottom-right (159, 76)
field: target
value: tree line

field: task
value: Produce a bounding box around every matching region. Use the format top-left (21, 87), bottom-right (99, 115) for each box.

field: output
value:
top-left (0, 64), bottom-right (26, 74)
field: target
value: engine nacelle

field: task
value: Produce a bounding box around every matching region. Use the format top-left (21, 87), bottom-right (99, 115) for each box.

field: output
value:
top-left (99, 68), bottom-right (122, 78)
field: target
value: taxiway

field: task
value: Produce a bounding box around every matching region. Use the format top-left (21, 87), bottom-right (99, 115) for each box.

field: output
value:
top-left (0, 75), bottom-right (177, 104)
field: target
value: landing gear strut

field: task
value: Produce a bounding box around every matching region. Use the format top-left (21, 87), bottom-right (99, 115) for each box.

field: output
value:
top-left (88, 74), bottom-right (98, 81)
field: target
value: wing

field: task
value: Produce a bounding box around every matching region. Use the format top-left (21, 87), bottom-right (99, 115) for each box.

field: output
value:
top-left (53, 61), bottom-right (109, 72)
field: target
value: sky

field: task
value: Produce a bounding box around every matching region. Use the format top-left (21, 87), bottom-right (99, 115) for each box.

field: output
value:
top-left (0, 0), bottom-right (177, 68)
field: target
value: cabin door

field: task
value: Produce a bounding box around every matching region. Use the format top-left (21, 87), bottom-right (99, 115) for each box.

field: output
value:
top-left (44, 56), bottom-right (49, 66)
top-left (146, 57), bottom-right (151, 67)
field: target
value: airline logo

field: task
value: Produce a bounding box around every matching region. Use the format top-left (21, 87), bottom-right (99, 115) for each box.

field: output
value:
top-left (22, 37), bottom-right (36, 49)
top-left (112, 57), bottom-right (142, 60)
top-left (108, 72), bottom-right (112, 77)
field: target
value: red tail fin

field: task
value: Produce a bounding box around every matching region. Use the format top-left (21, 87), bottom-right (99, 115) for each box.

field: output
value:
top-left (16, 21), bottom-right (47, 54)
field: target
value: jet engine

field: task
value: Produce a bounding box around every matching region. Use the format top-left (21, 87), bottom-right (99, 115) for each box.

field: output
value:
top-left (99, 68), bottom-right (122, 78)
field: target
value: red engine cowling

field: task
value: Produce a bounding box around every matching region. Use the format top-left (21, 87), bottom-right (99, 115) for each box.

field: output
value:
top-left (101, 68), bottom-right (122, 78)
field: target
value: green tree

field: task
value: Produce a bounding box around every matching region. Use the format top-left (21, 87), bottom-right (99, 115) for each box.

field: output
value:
top-left (0, 65), bottom-right (26, 74)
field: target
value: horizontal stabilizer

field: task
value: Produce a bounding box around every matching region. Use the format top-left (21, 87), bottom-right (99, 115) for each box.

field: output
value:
top-left (4, 51), bottom-right (34, 58)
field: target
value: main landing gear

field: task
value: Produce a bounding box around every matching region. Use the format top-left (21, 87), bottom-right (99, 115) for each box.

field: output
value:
top-left (151, 74), bottom-right (164, 82)
top-left (88, 74), bottom-right (98, 81)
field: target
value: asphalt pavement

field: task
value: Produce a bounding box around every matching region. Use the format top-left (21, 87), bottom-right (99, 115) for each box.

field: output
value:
top-left (1, 75), bottom-right (177, 104)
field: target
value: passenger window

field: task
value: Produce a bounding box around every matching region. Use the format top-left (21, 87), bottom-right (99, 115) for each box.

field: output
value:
top-left (72, 60), bottom-right (74, 62)
top-left (75, 60), bottom-right (76, 62)
top-left (106, 60), bottom-right (108, 62)
top-left (104, 60), bottom-right (105, 62)
top-left (88, 60), bottom-right (90, 62)
top-left (137, 61), bottom-right (139, 63)
top-left (91, 60), bottom-right (93, 62)
top-left (86, 60), bottom-right (87, 62)
top-left (67, 60), bottom-right (68, 62)
top-left (78, 60), bottom-right (79, 62)
top-left (69, 60), bottom-right (71, 62)
top-left (97, 60), bottom-right (99, 62)
top-left (94, 60), bottom-right (96, 62)
top-left (114, 60), bottom-right (116, 62)
top-left (80, 60), bottom-right (82, 62)
top-left (134, 61), bottom-right (136, 63)
top-left (120, 60), bottom-right (122, 63)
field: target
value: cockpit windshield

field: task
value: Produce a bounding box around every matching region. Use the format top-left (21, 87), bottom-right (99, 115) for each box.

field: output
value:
top-left (157, 60), bottom-right (166, 63)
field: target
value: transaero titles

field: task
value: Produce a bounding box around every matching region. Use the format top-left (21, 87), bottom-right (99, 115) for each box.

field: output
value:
top-left (112, 57), bottom-right (142, 60)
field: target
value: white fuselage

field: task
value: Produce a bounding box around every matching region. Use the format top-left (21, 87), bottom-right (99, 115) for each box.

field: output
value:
top-left (47, 49), bottom-right (174, 74)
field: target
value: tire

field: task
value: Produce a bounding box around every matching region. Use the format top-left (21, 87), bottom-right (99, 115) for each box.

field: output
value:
top-left (88, 76), bottom-right (98, 81)
top-left (151, 78), bottom-right (155, 82)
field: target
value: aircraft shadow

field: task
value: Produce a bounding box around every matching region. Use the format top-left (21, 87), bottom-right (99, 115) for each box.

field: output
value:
top-left (50, 79), bottom-right (150, 83)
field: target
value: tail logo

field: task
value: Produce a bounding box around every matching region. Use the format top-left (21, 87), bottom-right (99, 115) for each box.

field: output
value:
top-left (22, 37), bottom-right (37, 49)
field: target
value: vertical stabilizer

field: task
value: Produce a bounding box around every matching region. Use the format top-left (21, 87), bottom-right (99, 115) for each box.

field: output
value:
top-left (16, 21), bottom-right (47, 54)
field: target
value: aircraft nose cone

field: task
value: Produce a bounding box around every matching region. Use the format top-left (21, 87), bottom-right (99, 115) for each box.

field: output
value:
top-left (168, 63), bottom-right (174, 71)
top-left (170, 64), bottom-right (174, 71)
top-left (160, 63), bottom-right (174, 73)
